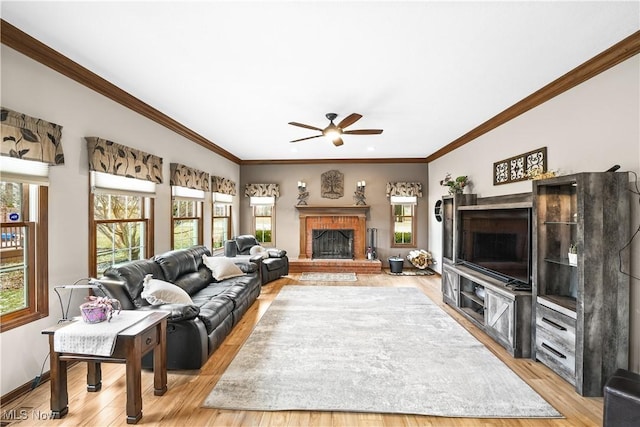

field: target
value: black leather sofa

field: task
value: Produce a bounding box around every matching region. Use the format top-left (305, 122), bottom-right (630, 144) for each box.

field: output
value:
top-left (99, 245), bottom-right (261, 370)
top-left (233, 235), bottom-right (289, 285)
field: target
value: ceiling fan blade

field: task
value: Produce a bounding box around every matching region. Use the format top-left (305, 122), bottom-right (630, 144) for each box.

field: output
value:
top-left (288, 122), bottom-right (323, 132)
top-left (343, 129), bottom-right (384, 135)
top-left (333, 137), bottom-right (344, 147)
top-left (290, 134), bottom-right (323, 143)
top-left (337, 113), bottom-right (362, 129)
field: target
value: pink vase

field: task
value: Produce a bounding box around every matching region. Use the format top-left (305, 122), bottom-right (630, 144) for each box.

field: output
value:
top-left (81, 306), bottom-right (109, 323)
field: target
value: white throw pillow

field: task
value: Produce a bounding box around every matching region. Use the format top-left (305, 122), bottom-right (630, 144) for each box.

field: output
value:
top-left (141, 274), bottom-right (193, 305)
top-left (202, 255), bottom-right (246, 281)
top-left (249, 244), bottom-right (269, 259)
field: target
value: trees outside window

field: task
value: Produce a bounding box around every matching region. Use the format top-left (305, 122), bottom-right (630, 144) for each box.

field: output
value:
top-left (391, 203), bottom-right (416, 247)
top-left (172, 199), bottom-right (202, 250)
top-left (212, 203), bottom-right (231, 251)
top-left (0, 181), bottom-right (48, 332)
top-left (90, 193), bottom-right (152, 277)
top-left (253, 204), bottom-right (274, 246)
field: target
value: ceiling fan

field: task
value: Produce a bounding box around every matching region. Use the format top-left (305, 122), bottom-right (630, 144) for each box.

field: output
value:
top-left (288, 113), bottom-right (383, 147)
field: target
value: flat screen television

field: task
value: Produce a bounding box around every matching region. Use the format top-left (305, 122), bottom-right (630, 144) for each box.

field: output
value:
top-left (458, 207), bottom-right (531, 286)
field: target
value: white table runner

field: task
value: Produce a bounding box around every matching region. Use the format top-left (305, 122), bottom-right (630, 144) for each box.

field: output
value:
top-left (54, 311), bottom-right (153, 356)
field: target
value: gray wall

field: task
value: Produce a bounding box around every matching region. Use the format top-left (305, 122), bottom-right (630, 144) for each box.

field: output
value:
top-left (240, 163), bottom-right (429, 265)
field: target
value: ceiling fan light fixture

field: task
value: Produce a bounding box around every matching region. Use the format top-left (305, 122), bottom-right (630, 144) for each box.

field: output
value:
top-left (324, 129), bottom-right (341, 142)
top-left (323, 120), bottom-right (342, 142)
top-left (288, 112), bottom-right (382, 146)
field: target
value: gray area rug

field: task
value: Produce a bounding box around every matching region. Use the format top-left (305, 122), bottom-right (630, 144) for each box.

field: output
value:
top-left (299, 272), bottom-right (357, 282)
top-left (203, 286), bottom-right (562, 418)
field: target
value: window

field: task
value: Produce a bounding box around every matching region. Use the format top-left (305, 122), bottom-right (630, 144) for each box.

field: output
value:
top-left (172, 198), bottom-right (202, 250)
top-left (169, 164), bottom-right (208, 250)
top-left (0, 181), bottom-right (48, 332)
top-left (212, 202), bottom-right (231, 251)
top-left (253, 204), bottom-right (274, 246)
top-left (211, 177), bottom-right (236, 251)
top-left (0, 108), bottom-right (63, 331)
top-left (90, 192), bottom-right (153, 277)
top-left (391, 199), bottom-right (416, 247)
top-left (87, 138), bottom-right (161, 278)
top-left (246, 185), bottom-right (278, 246)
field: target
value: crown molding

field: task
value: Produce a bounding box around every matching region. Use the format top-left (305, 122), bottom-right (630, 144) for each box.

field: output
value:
top-left (0, 19), bottom-right (242, 164)
top-left (2, 19), bottom-right (637, 166)
top-left (240, 157), bottom-right (428, 166)
top-left (426, 30), bottom-right (640, 163)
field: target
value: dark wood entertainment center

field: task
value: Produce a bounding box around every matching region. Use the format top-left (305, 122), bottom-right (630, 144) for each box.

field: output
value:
top-left (441, 192), bottom-right (533, 358)
top-left (441, 172), bottom-right (630, 397)
top-left (532, 172), bottom-right (630, 397)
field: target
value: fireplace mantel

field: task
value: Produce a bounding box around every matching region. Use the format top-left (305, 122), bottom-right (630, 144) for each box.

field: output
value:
top-left (296, 205), bottom-right (370, 259)
top-left (295, 205), bottom-right (369, 217)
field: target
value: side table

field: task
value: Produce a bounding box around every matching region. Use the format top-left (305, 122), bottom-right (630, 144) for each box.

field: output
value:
top-left (42, 311), bottom-right (169, 424)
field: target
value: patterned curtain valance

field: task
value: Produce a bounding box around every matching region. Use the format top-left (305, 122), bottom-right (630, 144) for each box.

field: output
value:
top-left (86, 137), bottom-right (163, 183)
top-left (1, 107), bottom-right (65, 165)
top-left (244, 183), bottom-right (280, 198)
top-left (386, 182), bottom-right (423, 198)
top-left (170, 163), bottom-right (209, 191)
top-left (211, 176), bottom-right (237, 196)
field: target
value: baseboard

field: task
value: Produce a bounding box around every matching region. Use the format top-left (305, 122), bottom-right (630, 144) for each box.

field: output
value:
top-left (0, 361), bottom-right (78, 406)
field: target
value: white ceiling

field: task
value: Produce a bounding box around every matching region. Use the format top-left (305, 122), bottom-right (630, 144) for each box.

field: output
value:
top-left (2, 1), bottom-right (638, 162)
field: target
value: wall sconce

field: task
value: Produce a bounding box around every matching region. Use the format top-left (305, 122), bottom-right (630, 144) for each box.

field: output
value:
top-left (354, 180), bottom-right (366, 206)
top-left (297, 181), bottom-right (309, 206)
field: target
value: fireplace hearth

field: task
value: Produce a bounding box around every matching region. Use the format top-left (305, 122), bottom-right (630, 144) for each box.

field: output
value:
top-left (312, 229), bottom-right (354, 259)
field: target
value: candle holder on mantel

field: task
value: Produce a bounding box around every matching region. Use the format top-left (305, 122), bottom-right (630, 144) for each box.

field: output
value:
top-left (354, 181), bottom-right (366, 206)
top-left (297, 181), bottom-right (309, 206)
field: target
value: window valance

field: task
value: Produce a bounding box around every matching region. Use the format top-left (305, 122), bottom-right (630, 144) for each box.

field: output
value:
top-left (244, 183), bottom-right (280, 198)
top-left (386, 182), bottom-right (423, 198)
top-left (86, 137), bottom-right (163, 183)
top-left (211, 176), bottom-right (237, 196)
top-left (1, 107), bottom-right (65, 165)
top-left (170, 163), bottom-right (209, 191)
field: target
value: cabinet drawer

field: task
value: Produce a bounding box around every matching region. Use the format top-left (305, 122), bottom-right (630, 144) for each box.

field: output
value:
top-left (536, 304), bottom-right (576, 385)
top-left (536, 303), bottom-right (576, 347)
top-left (139, 327), bottom-right (160, 356)
top-left (536, 334), bottom-right (576, 385)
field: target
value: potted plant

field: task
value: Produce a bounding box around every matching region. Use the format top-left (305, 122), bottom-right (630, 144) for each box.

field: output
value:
top-left (568, 243), bottom-right (578, 266)
top-left (80, 295), bottom-right (121, 323)
top-left (440, 173), bottom-right (470, 195)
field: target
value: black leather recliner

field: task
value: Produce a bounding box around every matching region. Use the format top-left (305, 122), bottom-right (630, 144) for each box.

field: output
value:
top-left (234, 235), bottom-right (289, 285)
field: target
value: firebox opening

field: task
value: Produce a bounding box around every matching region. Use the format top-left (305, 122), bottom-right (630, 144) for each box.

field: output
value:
top-left (312, 229), bottom-right (354, 259)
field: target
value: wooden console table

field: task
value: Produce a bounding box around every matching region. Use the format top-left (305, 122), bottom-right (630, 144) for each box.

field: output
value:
top-left (42, 311), bottom-right (169, 424)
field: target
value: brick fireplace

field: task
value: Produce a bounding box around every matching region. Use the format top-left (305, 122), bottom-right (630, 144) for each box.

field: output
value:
top-left (296, 205), bottom-right (368, 259)
top-left (291, 205), bottom-right (380, 273)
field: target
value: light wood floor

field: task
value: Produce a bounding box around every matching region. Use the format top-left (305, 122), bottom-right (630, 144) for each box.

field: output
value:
top-left (3, 273), bottom-right (603, 426)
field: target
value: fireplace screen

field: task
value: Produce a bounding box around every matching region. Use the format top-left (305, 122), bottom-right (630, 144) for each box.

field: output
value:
top-left (312, 229), bottom-right (354, 259)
